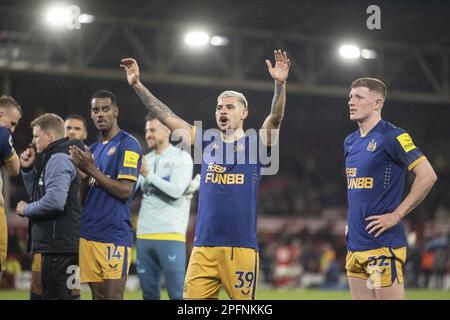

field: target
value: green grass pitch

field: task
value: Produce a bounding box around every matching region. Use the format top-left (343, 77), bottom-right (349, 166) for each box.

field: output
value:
top-left (1, 289), bottom-right (450, 300)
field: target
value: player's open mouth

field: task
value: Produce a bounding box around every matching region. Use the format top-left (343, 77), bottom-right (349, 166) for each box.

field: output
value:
top-left (219, 116), bottom-right (228, 125)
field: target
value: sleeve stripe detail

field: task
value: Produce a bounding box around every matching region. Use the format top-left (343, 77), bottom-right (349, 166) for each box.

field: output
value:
top-left (117, 174), bottom-right (138, 181)
top-left (408, 155), bottom-right (427, 171)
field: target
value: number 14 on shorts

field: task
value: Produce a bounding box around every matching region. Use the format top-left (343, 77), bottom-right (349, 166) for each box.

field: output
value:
top-left (107, 245), bottom-right (122, 261)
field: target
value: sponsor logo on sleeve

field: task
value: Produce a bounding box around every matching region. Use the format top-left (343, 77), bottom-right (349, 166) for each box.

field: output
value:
top-left (396, 133), bottom-right (416, 153)
top-left (123, 150), bottom-right (139, 168)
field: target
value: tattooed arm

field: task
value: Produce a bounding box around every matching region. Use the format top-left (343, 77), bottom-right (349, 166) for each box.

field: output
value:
top-left (120, 58), bottom-right (193, 142)
top-left (260, 50), bottom-right (291, 146)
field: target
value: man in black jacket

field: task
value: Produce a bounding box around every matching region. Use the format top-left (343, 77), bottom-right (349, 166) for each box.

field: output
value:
top-left (17, 113), bottom-right (83, 300)
top-left (28, 113), bottom-right (89, 300)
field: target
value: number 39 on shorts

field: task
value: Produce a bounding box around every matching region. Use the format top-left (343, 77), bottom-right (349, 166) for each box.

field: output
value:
top-left (234, 271), bottom-right (254, 289)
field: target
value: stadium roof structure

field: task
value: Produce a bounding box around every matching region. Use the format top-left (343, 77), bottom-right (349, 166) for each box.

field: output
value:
top-left (0, 0), bottom-right (450, 104)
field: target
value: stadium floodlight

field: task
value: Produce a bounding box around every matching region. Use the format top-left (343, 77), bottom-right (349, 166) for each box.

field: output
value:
top-left (79, 14), bottom-right (95, 24)
top-left (44, 4), bottom-right (94, 30)
top-left (184, 31), bottom-right (210, 47)
top-left (45, 5), bottom-right (71, 28)
top-left (361, 48), bottom-right (377, 60)
top-left (210, 36), bottom-right (229, 46)
top-left (339, 44), bottom-right (361, 59)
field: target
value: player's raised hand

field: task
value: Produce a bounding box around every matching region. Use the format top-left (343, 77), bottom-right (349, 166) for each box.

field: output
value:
top-left (19, 144), bottom-right (36, 169)
top-left (365, 212), bottom-right (402, 238)
top-left (120, 58), bottom-right (140, 86)
top-left (265, 50), bottom-right (291, 83)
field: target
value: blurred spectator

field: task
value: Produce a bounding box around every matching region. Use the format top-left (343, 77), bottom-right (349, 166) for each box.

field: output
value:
top-left (405, 232), bottom-right (422, 288)
top-left (258, 238), bottom-right (276, 288)
top-left (320, 243), bottom-right (339, 289)
top-left (431, 233), bottom-right (449, 289)
top-left (0, 254), bottom-right (22, 289)
top-left (273, 237), bottom-right (302, 288)
top-left (420, 247), bottom-right (435, 288)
